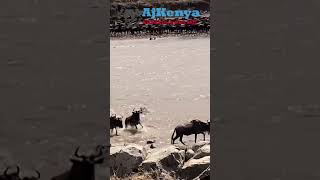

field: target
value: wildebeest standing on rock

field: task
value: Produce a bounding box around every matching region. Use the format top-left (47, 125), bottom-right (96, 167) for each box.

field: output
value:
top-left (20, 170), bottom-right (40, 180)
top-left (0, 166), bottom-right (20, 180)
top-left (110, 114), bottom-right (123, 135)
top-left (171, 119), bottom-right (210, 145)
top-left (125, 108), bottom-right (144, 129)
top-left (50, 146), bottom-right (104, 180)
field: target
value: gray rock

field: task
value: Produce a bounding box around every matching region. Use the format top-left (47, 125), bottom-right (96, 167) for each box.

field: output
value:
top-left (110, 144), bottom-right (144, 177)
top-left (141, 145), bottom-right (185, 172)
top-left (192, 144), bottom-right (210, 159)
top-left (185, 149), bottom-right (195, 162)
top-left (180, 156), bottom-right (210, 180)
top-left (191, 141), bottom-right (210, 152)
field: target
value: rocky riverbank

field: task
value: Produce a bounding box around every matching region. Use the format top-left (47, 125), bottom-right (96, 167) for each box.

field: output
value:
top-left (110, 0), bottom-right (210, 39)
top-left (110, 141), bottom-right (210, 180)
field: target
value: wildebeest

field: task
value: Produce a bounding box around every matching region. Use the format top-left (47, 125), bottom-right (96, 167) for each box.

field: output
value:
top-left (0, 166), bottom-right (20, 180)
top-left (171, 119), bottom-right (210, 145)
top-left (110, 114), bottom-right (123, 135)
top-left (50, 146), bottom-right (104, 180)
top-left (20, 170), bottom-right (40, 180)
top-left (125, 108), bottom-right (143, 129)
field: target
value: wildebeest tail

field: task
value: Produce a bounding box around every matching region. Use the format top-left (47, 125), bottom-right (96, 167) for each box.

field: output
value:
top-left (171, 128), bottom-right (176, 144)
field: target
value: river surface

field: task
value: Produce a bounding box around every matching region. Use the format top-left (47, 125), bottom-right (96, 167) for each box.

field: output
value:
top-left (110, 37), bottom-right (210, 147)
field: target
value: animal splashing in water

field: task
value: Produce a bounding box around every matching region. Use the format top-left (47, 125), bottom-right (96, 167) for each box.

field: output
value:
top-left (171, 119), bottom-right (210, 145)
top-left (125, 107), bottom-right (148, 129)
top-left (110, 114), bottom-right (123, 135)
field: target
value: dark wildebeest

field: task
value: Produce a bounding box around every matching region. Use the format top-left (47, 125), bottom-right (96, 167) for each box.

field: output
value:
top-left (110, 114), bottom-right (123, 135)
top-left (171, 119), bottom-right (210, 145)
top-left (20, 170), bottom-right (40, 180)
top-left (50, 146), bottom-right (104, 180)
top-left (0, 166), bottom-right (20, 180)
top-left (125, 108), bottom-right (143, 129)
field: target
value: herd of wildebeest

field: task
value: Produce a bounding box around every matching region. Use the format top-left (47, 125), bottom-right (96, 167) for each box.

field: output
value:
top-left (110, 107), bottom-right (210, 145)
top-left (0, 107), bottom-right (210, 180)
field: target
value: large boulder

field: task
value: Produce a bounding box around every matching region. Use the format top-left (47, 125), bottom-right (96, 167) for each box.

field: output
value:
top-left (192, 144), bottom-right (210, 159)
top-left (141, 145), bottom-right (185, 172)
top-left (192, 141), bottom-right (210, 152)
top-left (110, 144), bottom-right (144, 177)
top-left (180, 156), bottom-right (210, 180)
top-left (185, 149), bottom-right (195, 162)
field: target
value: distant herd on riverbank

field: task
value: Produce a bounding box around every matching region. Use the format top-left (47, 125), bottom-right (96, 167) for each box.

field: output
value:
top-left (110, 0), bottom-right (210, 38)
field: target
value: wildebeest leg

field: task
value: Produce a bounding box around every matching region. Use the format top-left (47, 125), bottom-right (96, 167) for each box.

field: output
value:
top-left (115, 128), bottom-right (118, 136)
top-left (135, 125), bottom-right (138, 129)
top-left (195, 133), bottom-right (197, 143)
top-left (139, 123), bottom-right (143, 128)
top-left (202, 132), bottom-right (205, 141)
top-left (179, 135), bottom-right (186, 145)
top-left (172, 134), bottom-right (179, 144)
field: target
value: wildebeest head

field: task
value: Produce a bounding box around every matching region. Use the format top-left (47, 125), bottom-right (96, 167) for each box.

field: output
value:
top-left (110, 114), bottom-right (116, 119)
top-left (20, 170), bottom-right (40, 180)
top-left (1, 166), bottom-right (20, 180)
top-left (190, 119), bottom-right (210, 133)
top-left (131, 109), bottom-right (141, 117)
top-left (69, 146), bottom-right (104, 166)
top-left (132, 107), bottom-right (149, 114)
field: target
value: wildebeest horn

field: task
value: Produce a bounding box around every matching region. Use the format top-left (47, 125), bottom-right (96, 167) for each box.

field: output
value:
top-left (94, 146), bottom-right (103, 158)
top-left (95, 145), bottom-right (102, 151)
top-left (74, 147), bottom-right (85, 159)
top-left (4, 165), bottom-right (20, 176)
top-left (14, 166), bottom-right (19, 175)
top-left (35, 170), bottom-right (40, 179)
top-left (3, 167), bottom-right (9, 176)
